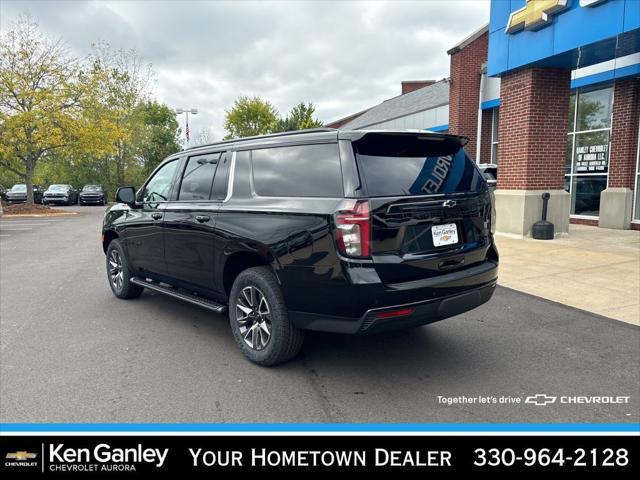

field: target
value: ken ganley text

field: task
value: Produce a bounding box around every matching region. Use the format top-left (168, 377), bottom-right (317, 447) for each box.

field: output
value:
top-left (48, 444), bottom-right (168, 472)
top-left (190, 448), bottom-right (452, 468)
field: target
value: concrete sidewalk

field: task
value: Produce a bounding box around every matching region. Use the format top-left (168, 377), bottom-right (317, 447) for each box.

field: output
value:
top-left (496, 225), bottom-right (640, 325)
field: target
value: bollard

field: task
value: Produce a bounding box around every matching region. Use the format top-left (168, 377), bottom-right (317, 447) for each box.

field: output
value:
top-left (531, 192), bottom-right (554, 240)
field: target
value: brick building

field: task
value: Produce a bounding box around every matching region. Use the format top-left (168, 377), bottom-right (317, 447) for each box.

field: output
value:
top-left (331, 0), bottom-right (640, 234)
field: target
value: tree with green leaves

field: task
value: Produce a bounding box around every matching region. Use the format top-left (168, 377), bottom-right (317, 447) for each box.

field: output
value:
top-left (88, 41), bottom-right (154, 187)
top-left (0, 17), bottom-right (116, 203)
top-left (224, 96), bottom-right (278, 140)
top-left (275, 102), bottom-right (324, 132)
top-left (134, 100), bottom-right (182, 176)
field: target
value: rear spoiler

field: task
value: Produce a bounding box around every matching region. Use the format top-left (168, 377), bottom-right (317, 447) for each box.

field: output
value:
top-left (338, 129), bottom-right (469, 147)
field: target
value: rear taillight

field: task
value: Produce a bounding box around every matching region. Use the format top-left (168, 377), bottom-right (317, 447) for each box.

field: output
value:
top-left (489, 190), bottom-right (496, 235)
top-left (334, 199), bottom-right (371, 258)
top-left (375, 308), bottom-right (414, 319)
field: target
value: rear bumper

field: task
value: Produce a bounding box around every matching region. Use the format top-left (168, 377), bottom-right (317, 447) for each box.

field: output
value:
top-left (289, 259), bottom-right (498, 335)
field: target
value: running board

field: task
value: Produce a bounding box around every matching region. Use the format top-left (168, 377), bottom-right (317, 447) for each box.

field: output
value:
top-left (131, 277), bottom-right (227, 314)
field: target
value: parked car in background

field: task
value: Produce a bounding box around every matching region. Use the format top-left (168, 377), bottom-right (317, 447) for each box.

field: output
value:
top-left (5, 184), bottom-right (44, 204)
top-left (43, 184), bottom-right (78, 206)
top-left (103, 129), bottom-right (498, 366)
top-left (477, 163), bottom-right (497, 189)
top-left (79, 184), bottom-right (107, 205)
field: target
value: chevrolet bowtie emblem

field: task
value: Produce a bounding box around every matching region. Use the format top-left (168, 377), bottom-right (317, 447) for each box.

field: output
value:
top-left (505, 0), bottom-right (569, 34)
top-left (6, 451), bottom-right (37, 460)
top-left (525, 393), bottom-right (558, 406)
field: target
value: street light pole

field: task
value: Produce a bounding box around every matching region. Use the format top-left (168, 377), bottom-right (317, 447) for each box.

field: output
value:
top-left (175, 108), bottom-right (199, 148)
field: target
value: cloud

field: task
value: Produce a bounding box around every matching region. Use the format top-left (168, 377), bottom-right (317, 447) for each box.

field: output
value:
top-left (1, 0), bottom-right (489, 142)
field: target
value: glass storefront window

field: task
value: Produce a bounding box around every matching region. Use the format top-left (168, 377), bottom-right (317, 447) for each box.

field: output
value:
top-left (573, 130), bottom-right (610, 174)
top-left (568, 93), bottom-right (575, 131)
top-left (491, 107), bottom-right (499, 164)
top-left (576, 87), bottom-right (613, 131)
top-left (565, 85), bottom-right (613, 217)
top-left (571, 175), bottom-right (607, 216)
top-left (565, 136), bottom-right (573, 175)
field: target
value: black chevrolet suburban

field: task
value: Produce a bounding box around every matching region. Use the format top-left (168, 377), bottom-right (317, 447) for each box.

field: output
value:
top-left (102, 129), bottom-right (498, 365)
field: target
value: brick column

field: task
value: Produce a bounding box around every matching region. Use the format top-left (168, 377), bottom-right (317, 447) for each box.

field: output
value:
top-left (494, 67), bottom-right (572, 236)
top-left (608, 78), bottom-right (639, 189)
top-left (448, 31), bottom-right (487, 161)
top-left (599, 78), bottom-right (639, 229)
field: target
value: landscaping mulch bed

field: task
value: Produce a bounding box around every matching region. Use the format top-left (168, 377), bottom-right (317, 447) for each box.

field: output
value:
top-left (2, 203), bottom-right (73, 216)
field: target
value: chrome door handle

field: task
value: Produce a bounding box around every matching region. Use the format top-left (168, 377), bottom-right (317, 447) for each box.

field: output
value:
top-left (195, 215), bottom-right (210, 223)
top-left (151, 212), bottom-right (163, 220)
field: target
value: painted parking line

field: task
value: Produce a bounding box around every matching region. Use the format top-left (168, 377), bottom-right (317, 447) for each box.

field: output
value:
top-left (0, 223), bottom-right (63, 226)
top-left (0, 227), bottom-right (33, 231)
top-left (0, 219), bottom-right (65, 223)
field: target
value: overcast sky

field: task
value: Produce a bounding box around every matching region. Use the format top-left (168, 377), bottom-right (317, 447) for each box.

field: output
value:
top-left (1, 0), bottom-right (489, 143)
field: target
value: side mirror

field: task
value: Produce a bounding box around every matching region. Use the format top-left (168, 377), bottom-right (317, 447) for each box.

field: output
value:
top-left (115, 186), bottom-right (136, 205)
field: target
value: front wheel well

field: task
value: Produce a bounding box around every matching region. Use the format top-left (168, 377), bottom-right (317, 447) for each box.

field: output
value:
top-left (102, 230), bottom-right (118, 253)
top-left (223, 251), bottom-right (273, 297)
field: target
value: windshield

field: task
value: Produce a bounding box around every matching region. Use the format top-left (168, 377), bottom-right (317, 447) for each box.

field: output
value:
top-left (48, 185), bottom-right (69, 192)
top-left (353, 133), bottom-right (485, 197)
top-left (82, 185), bottom-right (101, 191)
top-left (10, 184), bottom-right (26, 192)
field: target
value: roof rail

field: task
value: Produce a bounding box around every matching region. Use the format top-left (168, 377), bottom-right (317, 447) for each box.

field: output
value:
top-left (184, 127), bottom-right (337, 151)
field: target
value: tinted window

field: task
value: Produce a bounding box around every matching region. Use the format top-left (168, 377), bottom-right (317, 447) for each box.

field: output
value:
top-left (211, 152), bottom-right (231, 200)
top-left (354, 133), bottom-right (484, 197)
top-left (178, 153), bottom-right (220, 200)
top-left (141, 159), bottom-right (179, 202)
top-left (252, 144), bottom-right (343, 197)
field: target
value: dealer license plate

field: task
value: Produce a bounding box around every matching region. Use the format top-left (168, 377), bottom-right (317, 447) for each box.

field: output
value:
top-left (431, 223), bottom-right (459, 247)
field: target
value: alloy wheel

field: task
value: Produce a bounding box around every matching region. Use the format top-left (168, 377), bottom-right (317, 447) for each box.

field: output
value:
top-left (236, 286), bottom-right (272, 351)
top-left (108, 249), bottom-right (124, 291)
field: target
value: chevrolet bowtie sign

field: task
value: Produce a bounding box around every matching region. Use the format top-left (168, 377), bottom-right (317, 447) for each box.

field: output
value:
top-left (506, 0), bottom-right (608, 34)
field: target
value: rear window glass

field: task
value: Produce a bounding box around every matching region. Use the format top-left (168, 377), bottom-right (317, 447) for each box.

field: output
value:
top-left (354, 133), bottom-right (484, 197)
top-left (252, 144), bottom-right (343, 197)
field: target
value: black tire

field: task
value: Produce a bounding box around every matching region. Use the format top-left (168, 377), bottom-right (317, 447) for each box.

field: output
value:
top-left (106, 239), bottom-right (144, 299)
top-left (229, 266), bottom-right (304, 366)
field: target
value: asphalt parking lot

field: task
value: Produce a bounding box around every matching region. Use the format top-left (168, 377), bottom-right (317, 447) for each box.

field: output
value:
top-left (1, 206), bottom-right (638, 423)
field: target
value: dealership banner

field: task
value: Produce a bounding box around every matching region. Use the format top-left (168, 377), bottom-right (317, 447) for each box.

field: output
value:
top-left (1, 434), bottom-right (636, 475)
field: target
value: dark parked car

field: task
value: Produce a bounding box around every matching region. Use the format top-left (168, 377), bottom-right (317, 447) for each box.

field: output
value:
top-left (103, 129), bottom-right (498, 365)
top-left (5, 184), bottom-right (44, 204)
top-left (43, 184), bottom-right (78, 206)
top-left (80, 184), bottom-right (107, 205)
top-left (477, 163), bottom-right (497, 189)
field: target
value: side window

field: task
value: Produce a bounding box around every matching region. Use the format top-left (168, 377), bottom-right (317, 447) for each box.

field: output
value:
top-left (211, 152), bottom-right (231, 200)
top-left (141, 159), bottom-right (179, 203)
top-left (178, 153), bottom-right (220, 201)
top-left (252, 144), bottom-right (343, 197)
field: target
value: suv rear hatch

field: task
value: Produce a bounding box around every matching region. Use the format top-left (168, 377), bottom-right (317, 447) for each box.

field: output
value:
top-left (351, 132), bottom-right (494, 285)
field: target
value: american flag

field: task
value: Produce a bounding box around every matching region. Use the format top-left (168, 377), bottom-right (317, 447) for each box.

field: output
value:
top-left (185, 121), bottom-right (190, 142)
